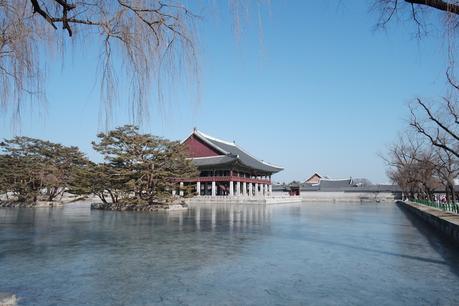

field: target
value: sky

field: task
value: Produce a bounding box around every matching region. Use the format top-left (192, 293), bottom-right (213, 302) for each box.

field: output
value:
top-left (0, 1), bottom-right (452, 184)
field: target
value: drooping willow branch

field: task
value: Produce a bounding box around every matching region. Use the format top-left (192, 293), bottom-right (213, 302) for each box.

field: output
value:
top-left (0, 0), bottom-right (200, 125)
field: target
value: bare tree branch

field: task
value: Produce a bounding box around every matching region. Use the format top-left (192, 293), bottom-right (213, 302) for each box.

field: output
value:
top-left (30, 0), bottom-right (58, 30)
top-left (409, 95), bottom-right (459, 159)
top-left (405, 0), bottom-right (459, 15)
top-left (415, 98), bottom-right (459, 142)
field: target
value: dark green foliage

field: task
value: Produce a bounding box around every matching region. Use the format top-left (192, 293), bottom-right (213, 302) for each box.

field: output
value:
top-left (0, 126), bottom-right (197, 206)
top-left (91, 125), bottom-right (198, 205)
top-left (0, 137), bottom-right (90, 203)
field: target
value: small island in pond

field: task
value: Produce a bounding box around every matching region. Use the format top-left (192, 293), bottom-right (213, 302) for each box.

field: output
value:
top-left (0, 125), bottom-right (197, 211)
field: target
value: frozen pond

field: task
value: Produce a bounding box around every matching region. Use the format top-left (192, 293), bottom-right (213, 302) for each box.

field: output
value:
top-left (1, 202), bottom-right (459, 305)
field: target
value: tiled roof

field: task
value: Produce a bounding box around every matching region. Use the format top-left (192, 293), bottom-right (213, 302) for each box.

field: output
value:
top-left (319, 178), bottom-right (353, 189)
top-left (189, 130), bottom-right (283, 174)
top-left (191, 155), bottom-right (237, 167)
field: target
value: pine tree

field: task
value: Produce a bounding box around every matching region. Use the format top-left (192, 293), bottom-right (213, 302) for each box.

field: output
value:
top-left (0, 137), bottom-right (89, 203)
top-left (92, 125), bottom-right (197, 205)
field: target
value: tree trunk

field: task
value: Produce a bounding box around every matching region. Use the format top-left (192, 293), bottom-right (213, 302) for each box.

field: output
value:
top-left (97, 193), bottom-right (107, 204)
top-left (107, 189), bottom-right (116, 203)
top-left (450, 184), bottom-right (456, 203)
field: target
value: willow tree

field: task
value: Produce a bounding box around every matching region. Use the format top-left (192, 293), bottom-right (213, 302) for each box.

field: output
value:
top-left (92, 125), bottom-right (197, 205)
top-left (0, 0), bottom-right (200, 125)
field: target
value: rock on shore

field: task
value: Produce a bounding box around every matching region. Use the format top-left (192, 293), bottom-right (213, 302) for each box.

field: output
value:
top-left (0, 194), bottom-right (90, 208)
top-left (0, 201), bottom-right (64, 208)
top-left (0, 293), bottom-right (18, 305)
top-left (90, 202), bottom-right (188, 212)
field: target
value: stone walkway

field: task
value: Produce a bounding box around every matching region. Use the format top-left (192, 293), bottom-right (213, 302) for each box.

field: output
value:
top-left (399, 201), bottom-right (459, 242)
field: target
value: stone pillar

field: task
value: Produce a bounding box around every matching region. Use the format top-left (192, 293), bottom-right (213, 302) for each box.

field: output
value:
top-left (172, 189), bottom-right (176, 196)
top-left (269, 184), bottom-right (272, 196)
top-left (236, 181), bottom-right (241, 196)
top-left (212, 181), bottom-right (216, 197)
top-left (179, 182), bottom-right (184, 196)
top-left (196, 181), bottom-right (201, 196)
top-left (229, 181), bottom-right (234, 196)
top-left (248, 183), bottom-right (253, 197)
top-left (242, 182), bottom-right (247, 196)
top-left (255, 183), bottom-right (259, 196)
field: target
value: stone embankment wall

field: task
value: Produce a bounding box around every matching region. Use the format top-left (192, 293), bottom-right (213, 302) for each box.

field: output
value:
top-left (185, 196), bottom-right (302, 205)
top-left (397, 200), bottom-right (459, 243)
top-left (298, 191), bottom-right (397, 202)
top-left (187, 192), bottom-right (398, 205)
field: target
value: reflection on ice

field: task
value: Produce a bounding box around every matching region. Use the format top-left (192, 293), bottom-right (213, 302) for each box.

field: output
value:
top-left (1, 202), bottom-right (459, 305)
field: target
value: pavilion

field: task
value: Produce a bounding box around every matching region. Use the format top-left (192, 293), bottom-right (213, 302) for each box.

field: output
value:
top-left (176, 129), bottom-right (283, 197)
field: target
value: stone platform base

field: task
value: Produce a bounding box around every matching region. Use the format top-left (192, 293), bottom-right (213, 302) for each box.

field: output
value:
top-left (299, 191), bottom-right (397, 203)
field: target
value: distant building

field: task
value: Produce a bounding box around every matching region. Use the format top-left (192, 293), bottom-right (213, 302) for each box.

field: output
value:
top-left (273, 177), bottom-right (401, 198)
top-left (275, 175), bottom-right (355, 196)
top-left (305, 172), bottom-right (324, 184)
top-left (319, 178), bottom-right (353, 189)
top-left (178, 129), bottom-right (283, 197)
top-left (304, 172), bottom-right (353, 189)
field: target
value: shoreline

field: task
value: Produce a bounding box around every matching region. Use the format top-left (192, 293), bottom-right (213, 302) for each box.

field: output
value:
top-left (90, 202), bottom-right (188, 212)
top-left (0, 200), bottom-right (70, 208)
top-left (0, 195), bottom-right (92, 208)
top-left (397, 200), bottom-right (459, 243)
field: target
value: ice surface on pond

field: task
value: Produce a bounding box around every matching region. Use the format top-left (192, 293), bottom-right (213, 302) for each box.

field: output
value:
top-left (0, 202), bottom-right (459, 305)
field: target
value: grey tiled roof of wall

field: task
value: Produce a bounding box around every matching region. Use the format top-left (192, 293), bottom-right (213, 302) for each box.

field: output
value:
top-left (319, 179), bottom-right (352, 189)
top-left (272, 184), bottom-right (289, 191)
top-left (298, 183), bottom-right (402, 192)
top-left (199, 134), bottom-right (283, 173)
top-left (300, 185), bottom-right (320, 191)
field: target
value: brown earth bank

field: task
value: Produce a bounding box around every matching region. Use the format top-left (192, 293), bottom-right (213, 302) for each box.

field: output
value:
top-left (90, 201), bottom-right (188, 212)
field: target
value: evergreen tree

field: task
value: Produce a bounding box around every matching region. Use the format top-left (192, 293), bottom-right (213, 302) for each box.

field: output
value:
top-left (0, 137), bottom-right (89, 203)
top-left (92, 125), bottom-right (197, 205)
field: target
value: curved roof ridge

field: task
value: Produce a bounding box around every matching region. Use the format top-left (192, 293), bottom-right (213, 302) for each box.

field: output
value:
top-left (188, 130), bottom-right (229, 154)
top-left (231, 142), bottom-right (283, 170)
top-left (187, 129), bottom-right (283, 173)
top-left (195, 130), bottom-right (236, 146)
top-left (260, 159), bottom-right (283, 169)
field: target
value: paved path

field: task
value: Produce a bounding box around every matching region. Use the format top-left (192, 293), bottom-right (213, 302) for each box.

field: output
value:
top-left (399, 200), bottom-right (459, 243)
